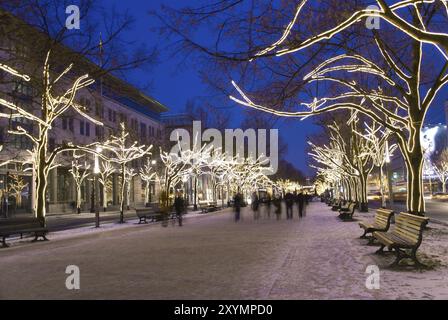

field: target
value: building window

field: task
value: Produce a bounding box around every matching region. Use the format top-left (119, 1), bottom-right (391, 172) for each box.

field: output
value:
top-left (140, 123), bottom-right (147, 140)
top-left (86, 122), bottom-right (90, 137)
top-left (95, 125), bottom-right (103, 139)
top-left (69, 118), bottom-right (74, 132)
top-left (80, 121), bottom-right (85, 135)
top-left (80, 97), bottom-right (91, 113)
top-left (95, 103), bottom-right (103, 119)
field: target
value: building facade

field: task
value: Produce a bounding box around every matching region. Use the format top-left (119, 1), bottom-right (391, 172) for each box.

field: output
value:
top-left (0, 11), bottom-right (169, 216)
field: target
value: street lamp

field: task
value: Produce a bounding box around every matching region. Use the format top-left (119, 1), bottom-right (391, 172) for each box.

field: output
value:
top-left (94, 147), bottom-right (102, 228)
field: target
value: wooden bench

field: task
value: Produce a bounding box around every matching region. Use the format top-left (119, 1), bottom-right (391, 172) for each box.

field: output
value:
top-left (331, 199), bottom-right (342, 211)
top-left (338, 202), bottom-right (356, 221)
top-left (338, 201), bottom-right (350, 212)
top-left (0, 217), bottom-right (48, 247)
top-left (135, 208), bottom-right (161, 224)
top-left (359, 208), bottom-right (394, 243)
top-left (373, 212), bottom-right (429, 267)
top-left (198, 201), bottom-right (218, 213)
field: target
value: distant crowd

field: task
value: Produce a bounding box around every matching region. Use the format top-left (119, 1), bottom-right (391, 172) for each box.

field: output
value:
top-left (232, 191), bottom-right (312, 222)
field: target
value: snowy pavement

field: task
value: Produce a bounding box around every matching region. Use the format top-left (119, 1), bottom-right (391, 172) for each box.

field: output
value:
top-left (0, 202), bottom-right (447, 299)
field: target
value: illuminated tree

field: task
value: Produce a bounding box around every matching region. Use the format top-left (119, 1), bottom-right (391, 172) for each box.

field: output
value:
top-left (432, 148), bottom-right (448, 193)
top-left (98, 161), bottom-right (115, 212)
top-left (355, 123), bottom-right (397, 208)
top-left (158, 148), bottom-right (189, 209)
top-left (207, 150), bottom-right (232, 203)
top-left (69, 152), bottom-right (91, 214)
top-left (230, 2), bottom-right (448, 215)
top-left (99, 123), bottom-right (152, 223)
top-left (8, 173), bottom-right (28, 208)
top-left (0, 55), bottom-right (102, 223)
top-left (124, 167), bottom-right (137, 210)
top-left (309, 115), bottom-right (375, 210)
top-left (139, 158), bottom-right (156, 206)
top-left (179, 136), bottom-right (212, 209)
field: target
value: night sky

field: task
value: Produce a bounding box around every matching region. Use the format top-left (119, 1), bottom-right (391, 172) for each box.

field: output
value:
top-left (97, 0), bottom-right (448, 176)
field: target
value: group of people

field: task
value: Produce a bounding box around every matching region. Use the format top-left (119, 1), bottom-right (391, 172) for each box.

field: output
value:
top-left (232, 191), bottom-right (311, 222)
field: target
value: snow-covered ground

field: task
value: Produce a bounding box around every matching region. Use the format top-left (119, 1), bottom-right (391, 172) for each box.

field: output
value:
top-left (0, 202), bottom-right (447, 299)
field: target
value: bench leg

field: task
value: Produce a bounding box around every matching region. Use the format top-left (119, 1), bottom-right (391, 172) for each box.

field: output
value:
top-left (1, 236), bottom-right (9, 248)
top-left (367, 236), bottom-right (376, 245)
top-left (375, 244), bottom-right (386, 254)
top-left (138, 217), bottom-right (147, 224)
top-left (389, 248), bottom-right (404, 267)
top-left (410, 248), bottom-right (426, 268)
top-left (32, 233), bottom-right (49, 242)
top-left (360, 229), bottom-right (368, 239)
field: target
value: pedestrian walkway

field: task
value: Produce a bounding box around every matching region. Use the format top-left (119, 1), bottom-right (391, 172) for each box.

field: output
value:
top-left (0, 202), bottom-right (447, 299)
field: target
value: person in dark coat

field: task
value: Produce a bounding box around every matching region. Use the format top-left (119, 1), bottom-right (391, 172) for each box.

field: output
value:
top-left (273, 195), bottom-right (282, 220)
top-left (297, 191), bottom-right (305, 218)
top-left (233, 192), bottom-right (243, 222)
top-left (174, 191), bottom-right (186, 226)
top-left (284, 191), bottom-right (294, 219)
top-left (251, 192), bottom-right (260, 220)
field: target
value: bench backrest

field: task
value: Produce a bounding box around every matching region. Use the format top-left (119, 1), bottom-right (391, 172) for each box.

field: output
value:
top-left (348, 202), bottom-right (356, 212)
top-left (340, 202), bottom-right (350, 209)
top-left (392, 212), bottom-right (429, 245)
top-left (374, 209), bottom-right (394, 228)
top-left (136, 208), bottom-right (153, 215)
top-left (0, 217), bottom-right (43, 231)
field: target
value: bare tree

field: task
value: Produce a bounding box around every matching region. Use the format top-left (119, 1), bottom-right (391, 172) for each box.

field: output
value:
top-left (69, 152), bottom-right (91, 214)
top-left (99, 123), bottom-right (152, 223)
top-left (432, 148), bottom-right (448, 193)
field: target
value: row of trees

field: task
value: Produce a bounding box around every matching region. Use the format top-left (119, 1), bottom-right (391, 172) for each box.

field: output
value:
top-left (165, 0), bottom-right (448, 214)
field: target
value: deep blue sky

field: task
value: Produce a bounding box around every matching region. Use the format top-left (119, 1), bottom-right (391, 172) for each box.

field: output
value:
top-left (97, 0), bottom-right (448, 176)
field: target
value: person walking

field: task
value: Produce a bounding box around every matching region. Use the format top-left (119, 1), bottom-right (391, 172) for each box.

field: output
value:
top-left (251, 192), bottom-right (260, 220)
top-left (233, 192), bottom-right (243, 222)
top-left (285, 191), bottom-right (294, 219)
top-left (297, 191), bottom-right (305, 218)
top-left (174, 191), bottom-right (186, 226)
top-left (273, 195), bottom-right (282, 220)
top-left (266, 194), bottom-right (272, 219)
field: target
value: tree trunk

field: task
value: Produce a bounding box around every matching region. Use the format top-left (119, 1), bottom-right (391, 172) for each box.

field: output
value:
top-left (359, 171), bottom-right (369, 212)
top-left (35, 131), bottom-right (49, 226)
top-left (404, 151), bottom-right (425, 215)
top-left (193, 176), bottom-right (198, 210)
top-left (119, 164), bottom-right (126, 223)
top-left (379, 165), bottom-right (386, 208)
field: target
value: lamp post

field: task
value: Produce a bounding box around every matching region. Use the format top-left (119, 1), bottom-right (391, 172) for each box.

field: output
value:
top-left (94, 147), bottom-right (102, 228)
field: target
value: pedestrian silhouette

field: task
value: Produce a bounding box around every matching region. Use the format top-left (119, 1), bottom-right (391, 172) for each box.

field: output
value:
top-left (233, 192), bottom-right (243, 222)
top-left (285, 191), bottom-right (294, 219)
top-left (174, 191), bottom-right (186, 226)
top-left (273, 195), bottom-right (282, 220)
top-left (251, 192), bottom-right (260, 220)
top-left (297, 191), bottom-right (304, 218)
